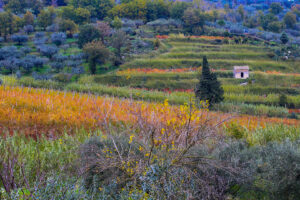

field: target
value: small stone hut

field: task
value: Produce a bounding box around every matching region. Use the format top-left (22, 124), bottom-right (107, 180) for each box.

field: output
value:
top-left (233, 66), bottom-right (249, 79)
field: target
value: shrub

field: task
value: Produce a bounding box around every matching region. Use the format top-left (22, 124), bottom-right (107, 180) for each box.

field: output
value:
top-left (0, 59), bottom-right (18, 73)
top-left (71, 66), bottom-right (85, 75)
top-left (52, 73), bottom-right (73, 83)
top-left (112, 16), bottom-right (122, 29)
top-left (65, 60), bottom-right (83, 68)
top-left (38, 45), bottom-right (59, 59)
top-left (51, 32), bottom-right (67, 46)
top-left (20, 56), bottom-right (35, 73)
top-left (279, 94), bottom-right (288, 107)
top-left (53, 54), bottom-right (69, 62)
top-left (154, 38), bottom-right (160, 48)
top-left (46, 24), bottom-right (59, 32)
top-left (131, 39), bottom-right (152, 53)
top-left (120, 19), bottom-right (134, 28)
top-left (16, 70), bottom-right (22, 79)
top-left (120, 27), bottom-right (134, 35)
top-left (215, 102), bottom-right (289, 118)
top-left (225, 122), bottom-right (247, 139)
top-left (11, 35), bottom-right (28, 45)
top-left (8, 177), bottom-right (90, 200)
top-left (78, 102), bottom-right (240, 199)
top-left (20, 46), bottom-right (32, 55)
top-left (79, 135), bottom-right (142, 190)
top-left (219, 140), bottom-right (300, 199)
top-left (35, 32), bottom-right (46, 39)
top-left (288, 112), bottom-right (298, 119)
top-left (34, 37), bottom-right (48, 46)
top-left (267, 52), bottom-right (275, 58)
top-left (223, 38), bottom-right (229, 44)
top-left (31, 72), bottom-right (52, 81)
top-left (23, 25), bottom-right (34, 34)
top-left (50, 62), bottom-right (64, 72)
top-left (0, 46), bottom-right (22, 60)
top-left (32, 57), bottom-right (48, 69)
top-left (70, 53), bottom-right (86, 60)
top-left (78, 75), bottom-right (95, 85)
top-left (60, 44), bottom-right (70, 53)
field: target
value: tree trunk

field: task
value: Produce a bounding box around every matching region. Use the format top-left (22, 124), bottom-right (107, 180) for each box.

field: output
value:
top-left (89, 59), bottom-right (96, 74)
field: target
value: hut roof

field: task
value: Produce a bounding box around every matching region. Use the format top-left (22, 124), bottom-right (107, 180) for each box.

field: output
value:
top-left (234, 66), bottom-right (249, 72)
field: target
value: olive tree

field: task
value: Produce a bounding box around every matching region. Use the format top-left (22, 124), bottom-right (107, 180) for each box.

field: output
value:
top-left (83, 40), bottom-right (110, 74)
top-left (111, 30), bottom-right (130, 66)
top-left (51, 32), bottom-right (67, 46)
top-left (11, 35), bottom-right (28, 45)
top-left (37, 45), bottom-right (59, 59)
top-left (77, 24), bottom-right (101, 48)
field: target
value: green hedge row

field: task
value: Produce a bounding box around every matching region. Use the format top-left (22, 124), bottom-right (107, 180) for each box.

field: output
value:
top-left (170, 45), bottom-right (270, 53)
top-left (63, 83), bottom-right (297, 117)
top-left (166, 38), bottom-right (224, 44)
top-left (160, 52), bottom-right (270, 60)
top-left (4, 76), bottom-right (297, 117)
top-left (93, 72), bottom-right (232, 82)
top-left (92, 74), bottom-right (299, 95)
top-left (18, 77), bottom-right (65, 90)
top-left (252, 73), bottom-right (300, 87)
top-left (223, 85), bottom-right (300, 95)
top-left (225, 93), bottom-right (300, 108)
top-left (215, 102), bottom-right (289, 118)
top-left (122, 58), bottom-right (293, 72)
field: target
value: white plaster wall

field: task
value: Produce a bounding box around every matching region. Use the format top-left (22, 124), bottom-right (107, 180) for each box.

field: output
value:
top-left (234, 72), bottom-right (249, 79)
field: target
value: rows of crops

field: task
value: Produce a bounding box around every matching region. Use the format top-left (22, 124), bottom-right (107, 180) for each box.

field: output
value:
top-left (0, 86), bottom-right (298, 136)
top-left (110, 37), bottom-right (299, 118)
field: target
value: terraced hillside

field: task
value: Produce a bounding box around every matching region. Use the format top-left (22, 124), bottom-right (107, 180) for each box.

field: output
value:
top-left (122, 37), bottom-right (300, 73)
top-left (2, 36), bottom-right (299, 118)
top-left (91, 36), bottom-right (300, 118)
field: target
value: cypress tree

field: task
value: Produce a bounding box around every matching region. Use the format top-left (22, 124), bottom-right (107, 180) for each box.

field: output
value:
top-left (195, 56), bottom-right (224, 106)
top-left (280, 32), bottom-right (289, 44)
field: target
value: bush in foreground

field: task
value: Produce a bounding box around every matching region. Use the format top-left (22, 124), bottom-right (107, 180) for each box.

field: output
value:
top-left (1, 123), bottom-right (300, 199)
top-left (219, 140), bottom-right (300, 199)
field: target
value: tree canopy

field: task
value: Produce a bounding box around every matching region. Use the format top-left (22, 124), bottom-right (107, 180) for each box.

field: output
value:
top-left (77, 24), bottom-right (101, 48)
top-left (69, 0), bottom-right (114, 19)
top-left (83, 41), bottom-right (110, 74)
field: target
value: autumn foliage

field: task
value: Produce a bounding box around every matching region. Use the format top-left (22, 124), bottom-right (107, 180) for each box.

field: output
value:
top-left (265, 71), bottom-right (300, 76)
top-left (0, 86), bottom-right (298, 137)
